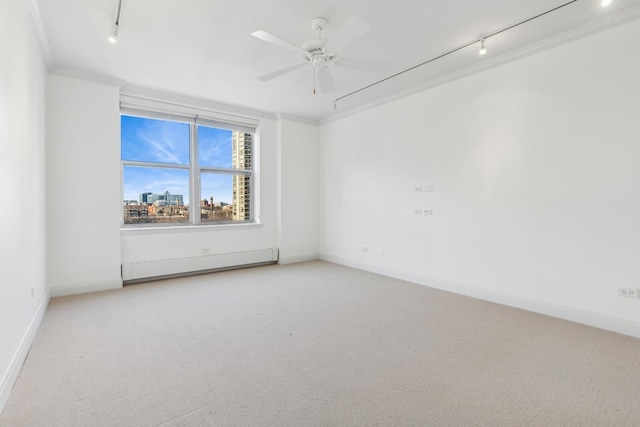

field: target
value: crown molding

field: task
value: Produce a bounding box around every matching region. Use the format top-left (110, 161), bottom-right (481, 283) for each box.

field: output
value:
top-left (319, 5), bottom-right (640, 126)
top-left (278, 113), bottom-right (319, 126)
top-left (23, 0), bottom-right (53, 69)
top-left (50, 66), bottom-right (125, 88)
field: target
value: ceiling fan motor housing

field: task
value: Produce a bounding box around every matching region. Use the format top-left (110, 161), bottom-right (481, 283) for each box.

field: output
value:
top-left (304, 17), bottom-right (335, 66)
top-left (302, 39), bottom-right (334, 66)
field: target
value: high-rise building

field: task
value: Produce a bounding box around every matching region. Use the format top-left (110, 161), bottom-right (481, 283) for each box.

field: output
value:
top-left (141, 192), bottom-right (183, 206)
top-left (139, 192), bottom-right (152, 204)
top-left (166, 194), bottom-right (184, 206)
top-left (232, 132), bottom-right (251, 221)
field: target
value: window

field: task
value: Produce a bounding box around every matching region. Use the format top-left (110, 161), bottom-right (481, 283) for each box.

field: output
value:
top-left (120, 105), bottom-right (257, 227)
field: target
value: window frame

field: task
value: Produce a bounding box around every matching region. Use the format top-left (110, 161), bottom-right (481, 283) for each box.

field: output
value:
top-left (120, 104), bottom-right (258, 228)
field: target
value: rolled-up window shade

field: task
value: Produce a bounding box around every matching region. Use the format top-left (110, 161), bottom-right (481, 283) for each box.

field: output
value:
top-left (120, 95), bottom-right (258, 134)
top-left (120, 107), bottom-right (195, 124)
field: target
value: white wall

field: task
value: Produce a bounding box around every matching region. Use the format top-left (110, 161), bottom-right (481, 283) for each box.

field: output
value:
top-left (277, 118), bottom-right (319, 264)
top-left (47, 74), bottom-right (123, 296)
top-left (0, 0), bottom-right (48, 412)
top-left (319, 20), bottom-right (640, 335)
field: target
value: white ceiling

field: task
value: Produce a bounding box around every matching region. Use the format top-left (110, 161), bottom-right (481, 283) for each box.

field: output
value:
top-left (36, 0), bottom-right (640, 121)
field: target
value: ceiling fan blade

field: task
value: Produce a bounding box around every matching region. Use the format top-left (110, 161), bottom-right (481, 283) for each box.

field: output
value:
top-left (251, 30), bottom-right (308, 56)
top-left (257, 63), bottom-right (307, 81)
top-left (335, 57), bottom-right (392, 76)
top-left (323, 16), bottom-right (371, 54)
top-left (317, 67), bottom-right (336, 94)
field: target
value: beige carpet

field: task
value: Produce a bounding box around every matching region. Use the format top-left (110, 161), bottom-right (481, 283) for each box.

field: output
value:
top-left (2, 261), bottom-right (640, 426)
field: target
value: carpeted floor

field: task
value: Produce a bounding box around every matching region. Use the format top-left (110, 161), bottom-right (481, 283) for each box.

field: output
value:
top-left (2, 261), bottom-right (640, 426)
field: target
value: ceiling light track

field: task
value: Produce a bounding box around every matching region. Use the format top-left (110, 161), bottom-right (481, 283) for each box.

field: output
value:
top-left (332, 0), bottom-right (583, 110)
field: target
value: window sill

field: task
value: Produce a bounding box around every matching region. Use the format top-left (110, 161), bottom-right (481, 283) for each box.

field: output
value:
top-left (121, 222), bottom-right (263, 236)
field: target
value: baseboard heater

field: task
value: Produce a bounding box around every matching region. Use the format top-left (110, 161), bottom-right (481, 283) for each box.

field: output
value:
top-left (121, 248), bottom-right (279, 283)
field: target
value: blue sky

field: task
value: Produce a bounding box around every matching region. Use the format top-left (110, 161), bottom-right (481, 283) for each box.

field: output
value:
top-left (122, 116), bottom-right (235, 205)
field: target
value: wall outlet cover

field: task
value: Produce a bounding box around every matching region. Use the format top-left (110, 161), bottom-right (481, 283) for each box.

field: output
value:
top-left (618, 287), bottom-right (639, 298)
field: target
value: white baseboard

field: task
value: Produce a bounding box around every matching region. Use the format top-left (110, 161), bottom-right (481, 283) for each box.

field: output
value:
top-left (0, 289), bottom-right (50, 415)
top-left (278, 253), bottom-right (319, 265)
top-left (50, 278), bottom-right (123, 298)
top-left (319, 253), bottom-right (640, 340)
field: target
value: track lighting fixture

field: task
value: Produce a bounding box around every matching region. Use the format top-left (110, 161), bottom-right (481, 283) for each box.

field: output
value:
top-left (479, 38), bottom-right (487, 55)
top-left (108, 24), bottom-right (119, 44)
top-left (108, 0), bottom-right (123, 44)
top-left (332, 0), bottom-right (581, 111)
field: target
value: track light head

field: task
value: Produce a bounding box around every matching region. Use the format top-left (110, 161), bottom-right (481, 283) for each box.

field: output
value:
top-left (479, 38), bottom-right (487, 55)
top-left (108, 24), bottom-right (119, 43)
top-left (109, 0), bottom-right (123, 43)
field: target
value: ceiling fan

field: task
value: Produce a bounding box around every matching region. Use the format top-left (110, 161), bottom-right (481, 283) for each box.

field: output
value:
top-left (251, 16), bottom-right (392, 95)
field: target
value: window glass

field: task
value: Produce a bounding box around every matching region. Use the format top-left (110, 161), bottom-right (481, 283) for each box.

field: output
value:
top-left (122, 166), bottom-right (189, 224)
top-left (200, 173), bottom-right (232, 222)
top-left (200, 173), bottom-right (251, 222)
top-left (121, 116), bottom-right (190, 165)
top-left (198, 126), bottom-right (233, 168)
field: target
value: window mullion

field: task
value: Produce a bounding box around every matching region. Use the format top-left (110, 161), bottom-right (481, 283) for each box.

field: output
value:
top-left (199, 167), bottom-right (251, 176)
top-left (120, 163), bottom-right (125, 225)
top-left (191, 123), bottom-right (199, 225)
top-left (121, 160), bottom-right (190, 170)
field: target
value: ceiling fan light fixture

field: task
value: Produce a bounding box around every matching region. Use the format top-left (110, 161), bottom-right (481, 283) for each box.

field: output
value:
top-left (479, 38), bottom-right (487, 55)
top-left (312, 56), bottom-right (328, 67)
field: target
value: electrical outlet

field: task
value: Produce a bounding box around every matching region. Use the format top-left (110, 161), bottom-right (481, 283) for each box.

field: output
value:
top-left (618, 287), bottom-right (639, 298)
